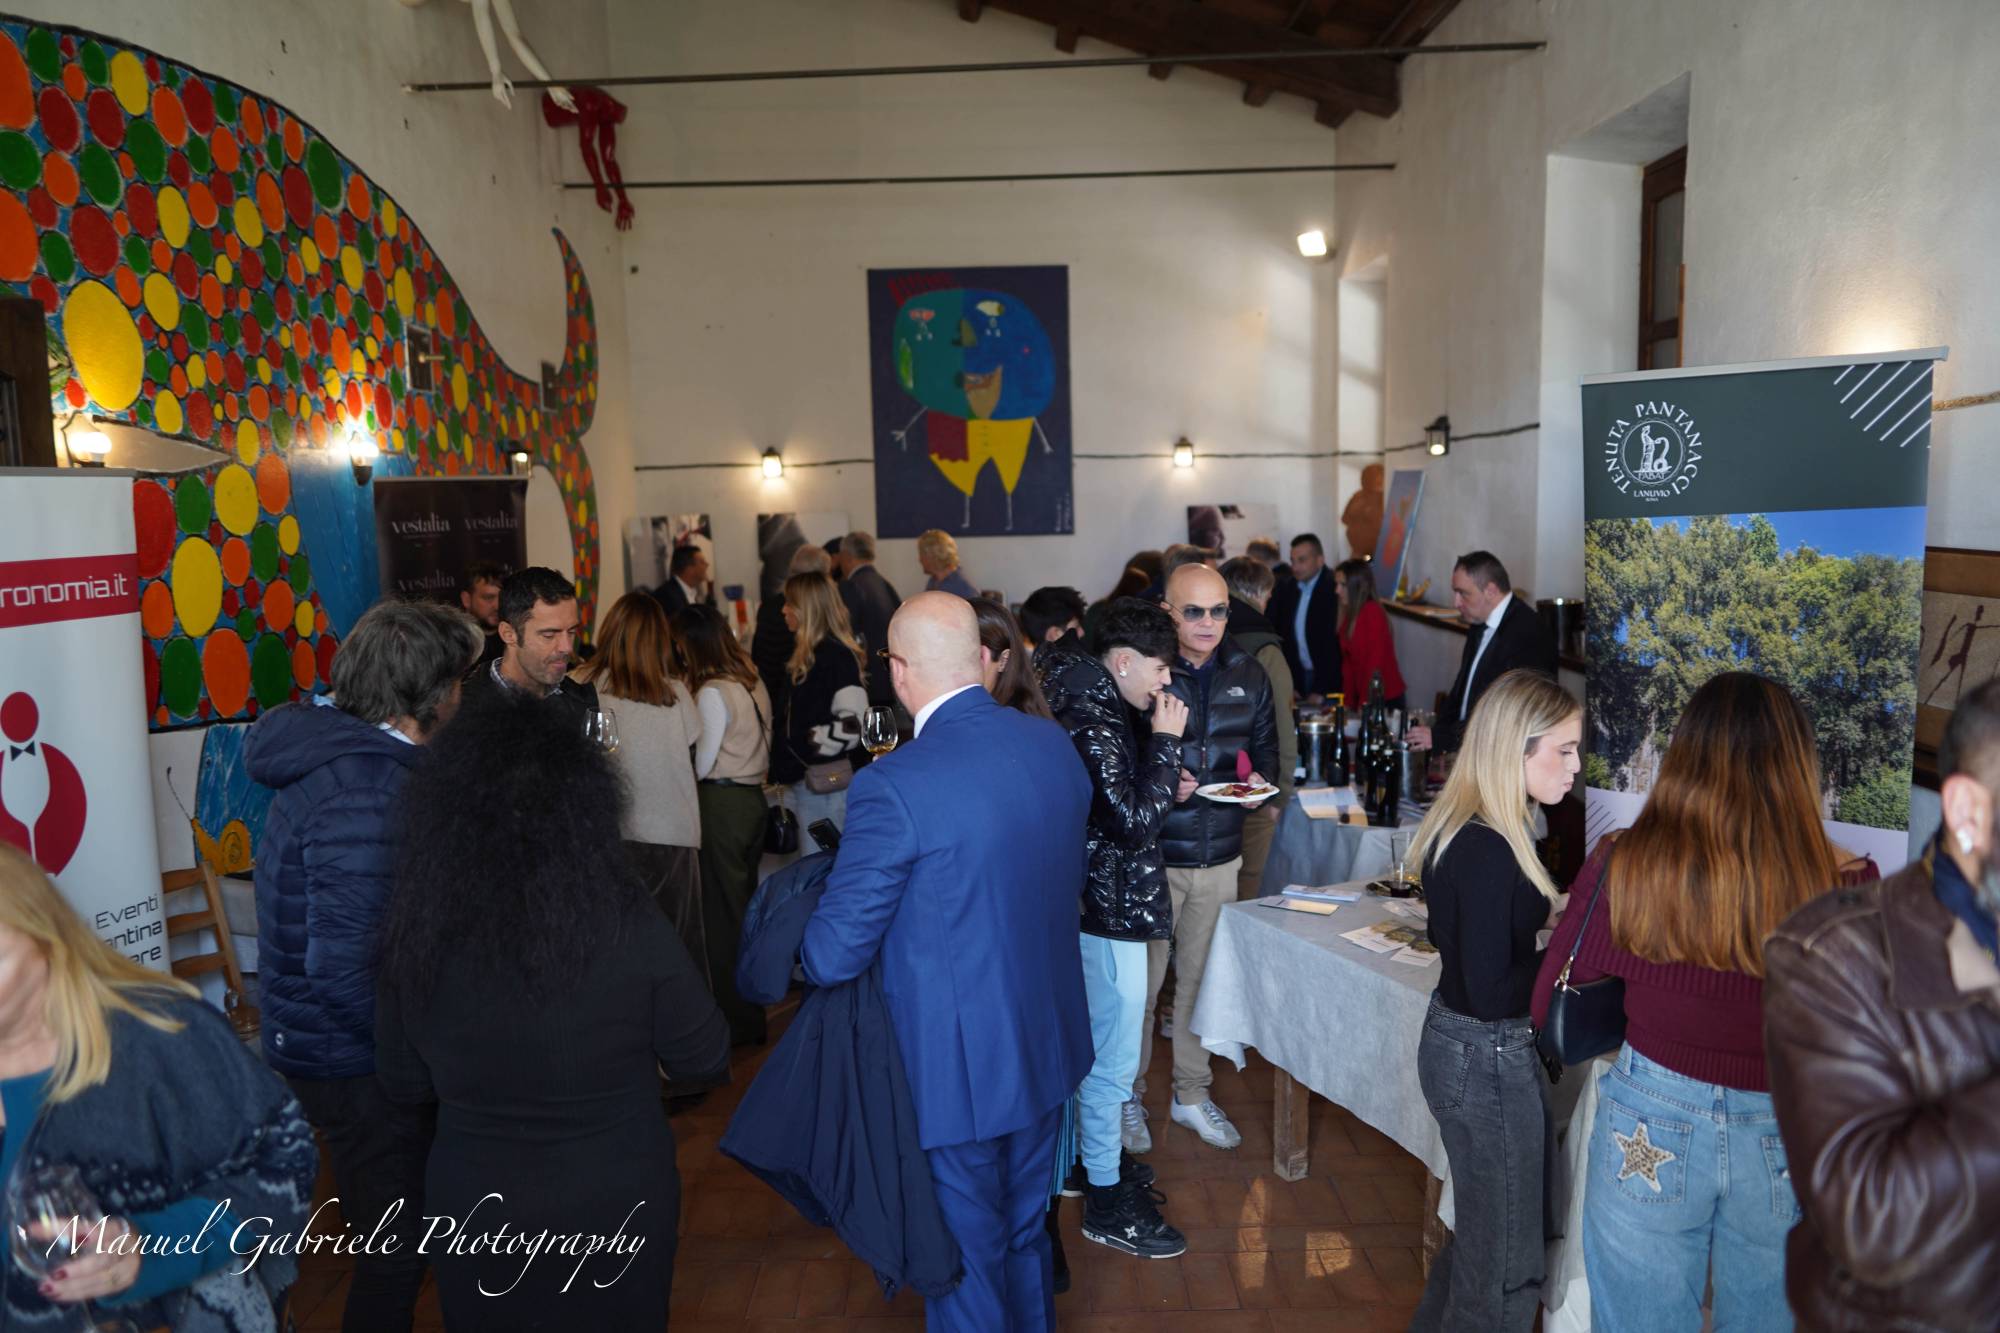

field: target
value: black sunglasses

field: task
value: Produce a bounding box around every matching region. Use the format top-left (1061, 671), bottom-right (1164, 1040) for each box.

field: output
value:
top-left (1175, 603), bottom-right (1230, 622)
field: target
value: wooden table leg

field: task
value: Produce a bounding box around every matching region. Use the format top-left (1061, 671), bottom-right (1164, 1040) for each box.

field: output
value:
top-left (1272, 1066), bottom-right (1310, 1181)
top-left (1421, 1172), bottom-right (1447, 1273)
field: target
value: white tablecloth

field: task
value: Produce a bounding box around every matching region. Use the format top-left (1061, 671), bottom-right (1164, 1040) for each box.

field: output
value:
top-left (1261, 796), bottom-right (1422, 890)
top-left (1190, 888), bottom-right (1601, 1326)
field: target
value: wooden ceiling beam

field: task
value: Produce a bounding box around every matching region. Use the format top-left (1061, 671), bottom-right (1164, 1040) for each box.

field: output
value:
top-left (1376, 0), bottom-right (1461, 51)
top-left (978, 0), bottom-right (1401, 119)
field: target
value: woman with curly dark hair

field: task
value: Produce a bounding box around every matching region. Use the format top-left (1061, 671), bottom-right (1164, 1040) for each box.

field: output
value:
top-left (375, 694), bottom-right (729, 1330)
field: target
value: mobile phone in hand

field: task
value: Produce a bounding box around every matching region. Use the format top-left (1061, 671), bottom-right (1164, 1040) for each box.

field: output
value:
top-left (807, 819), bottom-right (842, 853)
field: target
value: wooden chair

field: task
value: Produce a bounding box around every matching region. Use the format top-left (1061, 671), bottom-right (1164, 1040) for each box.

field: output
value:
top-left (161, 858), bottom-right (261, 1042)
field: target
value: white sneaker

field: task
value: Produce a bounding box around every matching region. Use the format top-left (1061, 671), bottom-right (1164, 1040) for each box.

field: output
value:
top-left (1171, 1098), bottom-right (1243, 1150)
top-left (1120, 1098), bottom-right (1153, 1154)
top-left (1157, 1012), bottom-right (1175, 1040)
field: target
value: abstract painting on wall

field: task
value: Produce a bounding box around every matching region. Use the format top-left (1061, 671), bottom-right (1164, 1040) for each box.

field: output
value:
top-left (867, 266), bottom-right (1071, 538)
top-left (1373, 469), bottom-right (1426, 598)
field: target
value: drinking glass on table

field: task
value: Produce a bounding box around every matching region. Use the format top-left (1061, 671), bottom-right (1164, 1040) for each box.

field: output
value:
top-left (7, 1163), bottom-right (142, 1332)
top-left (862, 706), bottom-right (899, 757)
top-left (1388, 829), bottom-right (1419, 895)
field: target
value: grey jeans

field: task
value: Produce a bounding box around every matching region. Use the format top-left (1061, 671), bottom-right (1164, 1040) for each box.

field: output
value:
top-left (1410, 995), bottom-right (1553, 1333)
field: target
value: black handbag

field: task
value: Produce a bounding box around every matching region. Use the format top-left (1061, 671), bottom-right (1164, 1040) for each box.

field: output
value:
top-left (1534, 862), bottom-right (1626, 1080)
top-left (749, 695), bottom-right (799, 855)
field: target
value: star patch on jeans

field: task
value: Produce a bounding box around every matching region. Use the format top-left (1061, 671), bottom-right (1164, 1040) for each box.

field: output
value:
top-left (1612, 1121), bottom-right (1678, 1192)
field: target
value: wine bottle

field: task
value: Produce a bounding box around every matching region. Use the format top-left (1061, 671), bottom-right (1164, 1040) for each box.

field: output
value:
top-left (1330, 693), bottom-right (1350, 787)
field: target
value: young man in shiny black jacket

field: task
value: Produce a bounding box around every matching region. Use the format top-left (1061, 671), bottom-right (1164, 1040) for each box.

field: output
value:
top-left (1036, 598), bottom-right (1190, 1262)
top-left (1134, 564), bottom-right (1280, 1153)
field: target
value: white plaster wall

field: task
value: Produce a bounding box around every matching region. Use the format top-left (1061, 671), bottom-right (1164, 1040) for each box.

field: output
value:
top-left (608, 0), bottom-right (1343, 601)
top-left (1337, 0), bottom-right (2000, 599)
top-left (28, 0), bottom-right (639, 623)
top-left (1536, 155), bottom-right (1641, 597)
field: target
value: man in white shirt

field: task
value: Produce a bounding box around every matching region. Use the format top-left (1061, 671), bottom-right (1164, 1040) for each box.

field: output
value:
top-left (1408, 551), bottom-right (1558, 753)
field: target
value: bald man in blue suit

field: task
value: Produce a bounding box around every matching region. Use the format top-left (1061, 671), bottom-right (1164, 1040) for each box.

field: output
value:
top-left (802, 593), bottom-right (1094, 1330)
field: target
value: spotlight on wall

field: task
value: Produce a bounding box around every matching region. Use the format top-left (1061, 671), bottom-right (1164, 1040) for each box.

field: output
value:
top-left (1296, 229), bottom-right (1330, 259)
top-left (1425, 415), bottom-right (1452, 458)
top-left (509, 449), bottom-right (532, 475)
top-left (67, 428), bottom-right (112, 467)
top-left (343, 419), bottom-right (379, 485)
top-left (1172, 437), bottom-right (1196, 469)
top-left (760, 447), bottom-right (785, 480)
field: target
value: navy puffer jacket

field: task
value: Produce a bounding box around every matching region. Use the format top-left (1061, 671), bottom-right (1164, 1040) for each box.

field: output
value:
top-left (249, 700), bottom-right (423, 1079)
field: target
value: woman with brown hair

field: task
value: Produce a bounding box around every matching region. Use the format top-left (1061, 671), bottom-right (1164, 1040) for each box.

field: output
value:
top-left (772, 571), bottom-right (869, 835)
top-left (674, 603), bottom-right (775, 1046)
top-left (574, 592), bottom-right (706, 975)
top-left (970, 597), bottom-right (1054, 720)
top-left (1410, 669), bottom-right (1583, 1332)
top-left (1531, 671), bottom-right (1876, 1332)
top-left (1334, 559), bottom-right (1405, 712)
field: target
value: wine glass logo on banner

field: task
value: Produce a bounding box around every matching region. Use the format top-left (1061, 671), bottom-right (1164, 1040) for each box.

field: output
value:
top-left (0, 693), bottom-right (88, 876)
top-left (1604, 402), bottom-right (1705, 502)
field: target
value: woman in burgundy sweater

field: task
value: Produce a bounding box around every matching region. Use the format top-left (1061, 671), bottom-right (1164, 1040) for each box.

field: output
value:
top-left (1334, 560), bottom-right (1405, 712)
top-left (1533, 672), bottom-right (1876, 1332)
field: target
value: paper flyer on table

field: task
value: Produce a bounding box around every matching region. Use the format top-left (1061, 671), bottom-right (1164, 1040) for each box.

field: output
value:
top-left (1259, 896), bottom-right (1339, 916)
top-left (1282, 884), bottom-right (1363, 903)
top-left (1341, 921), bottom-right (1428, 955)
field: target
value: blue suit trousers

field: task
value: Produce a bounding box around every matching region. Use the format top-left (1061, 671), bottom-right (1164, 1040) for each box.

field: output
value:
top-left (922, 1103), bottom-right (1063, 1331)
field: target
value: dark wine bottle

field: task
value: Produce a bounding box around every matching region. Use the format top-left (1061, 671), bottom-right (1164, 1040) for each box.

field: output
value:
top-left (1330, 693), bottom-right (1350, 787)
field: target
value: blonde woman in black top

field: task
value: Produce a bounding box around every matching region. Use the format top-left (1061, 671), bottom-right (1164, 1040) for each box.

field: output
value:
top-left (1407, 669), bottom-right (1582, 1333)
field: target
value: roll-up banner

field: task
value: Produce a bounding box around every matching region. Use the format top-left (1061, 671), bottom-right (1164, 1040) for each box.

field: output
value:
top-left (1580, 348), bottom-right (1946, 872)
top-left (0, 471), bottom-right (167, 967)
top-left (372, 476), bottom-right (527, 606)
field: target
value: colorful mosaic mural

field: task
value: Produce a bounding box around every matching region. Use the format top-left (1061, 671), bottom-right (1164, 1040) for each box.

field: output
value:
top-left (5, 18), bottom-right (601, 731)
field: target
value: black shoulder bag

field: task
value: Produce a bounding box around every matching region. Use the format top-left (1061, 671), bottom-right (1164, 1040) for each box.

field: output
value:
top-left (1534, 864), bottom-right (1626, 1082)
top-left (750, 693), bottom-right (799, 855)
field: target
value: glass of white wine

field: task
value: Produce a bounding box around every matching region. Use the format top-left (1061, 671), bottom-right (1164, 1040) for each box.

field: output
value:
top-left (585, 708), bottom-right (619, 755)
top-left (862, 706), bottom-right (898, 757)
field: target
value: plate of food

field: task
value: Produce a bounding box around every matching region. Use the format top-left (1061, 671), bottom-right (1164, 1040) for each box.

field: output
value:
top-left (1196, 781), bottom-right (1279, 804)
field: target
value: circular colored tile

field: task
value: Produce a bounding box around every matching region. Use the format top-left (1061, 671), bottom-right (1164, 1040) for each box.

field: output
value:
top-left (289, 551), bottom-right (311, 595)
top-left (202, 623), bottom-right (250, 715)
top-left (291, 638), bottom-right (316, 691)
top-left (304, 137), bottom-right (339, 208)
top-left (0, 130), bottom-right (38, 190)
top-left (257, 454), bottom-right (291, 514)
top-left (276, 511), bottom-right (301, 554)
top-left (339, 244), bottom-right (363, 291)
top-left (214, 461), bottom-right (257, 534)
top-left (281, 163), bottom-right (311, 230)
top-left (125, 119), bottom-right (167, 183)
top-left (251, 631), bottom-right (291, 707)
top-left (231, 192), bottom-right (263, 249)
top-left (159, 635), bottom-right (201, 717)
top-left (173, 472), bottom-right (210, 534)
top-left (153, 388), bottom-right (183, 435)
top-left (0, 191), bottom-right (33, 281)
top-left (70, 204), bottom-right (117, 275)
top-left (156, 184), bottom-right (189, 247)
top-left (182, 78), bottom-right (214, 134)
top-left (0, 32), bottom-right (32, 129)
top-left (233, 417), bottom-right (260, 463)
top-left (170, 536), bottom-right (223, 636)
top-left (142, 270), bottom-right (180, 330)
top-left (139, 577), bottom-right (175, 638)
top-left (260, 575), bottom-right (293, 634)
top-left (249, 520), bottom-right (280, 582)
top-left (38, 84), bottom-right (78, 152)
top-left (292, 599), bottom-right (314, 636)
top-left (219, 534), bottom-right (250, 585)
top-left (109, 50), bottom-right (149, 116)
top-left (61, 279), bottom-right (144, 410)
top-left (133, 480), bottom-right (176, 577)
top-left (316, 632), bottom-right (339, 685)
top-left (150, 85), bottom-right (186, 145)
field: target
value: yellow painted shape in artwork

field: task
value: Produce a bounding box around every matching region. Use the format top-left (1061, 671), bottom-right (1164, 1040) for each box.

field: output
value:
top-left (926, 419), bottom-right (1034, 499)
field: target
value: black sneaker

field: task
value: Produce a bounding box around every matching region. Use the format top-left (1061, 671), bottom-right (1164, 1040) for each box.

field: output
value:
top-left (1081, 1180), bottom-right (1187, 1259)
top-left (1064, 1152), bottom-right (1156, 1198)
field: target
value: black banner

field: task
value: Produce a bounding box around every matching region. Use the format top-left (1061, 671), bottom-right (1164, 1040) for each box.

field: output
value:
top-left (372, 478), bottom-right (527, 605)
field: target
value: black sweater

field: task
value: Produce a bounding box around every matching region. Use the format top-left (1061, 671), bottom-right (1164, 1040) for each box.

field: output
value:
top-left (771, 645), bottom-right (866, 785)
top-left (1422, 821), bottom-right (1550, 1021)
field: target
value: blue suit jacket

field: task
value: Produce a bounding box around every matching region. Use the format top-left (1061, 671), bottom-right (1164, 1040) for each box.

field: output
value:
top-left (802, 687), bottom-right (1094, 1150)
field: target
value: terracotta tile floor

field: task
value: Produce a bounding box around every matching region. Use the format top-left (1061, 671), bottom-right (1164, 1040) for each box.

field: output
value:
top-left (289, 1007), bottom-right (1427, 1330)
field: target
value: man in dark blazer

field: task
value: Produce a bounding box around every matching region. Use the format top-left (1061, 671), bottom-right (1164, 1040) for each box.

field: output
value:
top-left (649, 543), bottom-right (712, 618)
top-left (836, 531), bottom-right (903, 709)
top-left (1409, 550), bottom-right (1559, 753)
top-left (803, 593), bottom-right (1094, 1331)
top-left (1268, 533), bottom-right (1342, 698)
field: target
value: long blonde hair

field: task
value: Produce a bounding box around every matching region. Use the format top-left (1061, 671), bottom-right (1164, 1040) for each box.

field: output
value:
top-left (784, 572), bottom-right (867, 686)
top-left (0, 844), bottom-right (196, 1102)
top-left (1410, 670), bottom-right (1581, 903)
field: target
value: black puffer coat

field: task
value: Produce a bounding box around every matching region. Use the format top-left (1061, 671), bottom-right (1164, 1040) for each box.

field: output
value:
top-left (1036, 647), bottom-right (1180, 942)
top-left (1155, 636), bottom-right (1280, 868)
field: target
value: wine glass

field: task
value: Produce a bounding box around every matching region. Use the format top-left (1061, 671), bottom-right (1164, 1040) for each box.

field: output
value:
top-left (862, 707), bottom-right (898, 757)
top-left (585, 708), bottom-right (619, 755)
top-left (7, 1163), bottom-right (141, 1332)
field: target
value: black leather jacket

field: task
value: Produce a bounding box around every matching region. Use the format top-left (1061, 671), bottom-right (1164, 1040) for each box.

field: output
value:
top-left (1154, 637), bottom-right (1280, 868)
top-left (1037, 647), bottom-right (1180, 942)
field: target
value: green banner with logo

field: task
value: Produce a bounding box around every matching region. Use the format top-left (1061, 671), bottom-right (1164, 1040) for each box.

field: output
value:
top-left (1580, 349), bottom-right (1944, 871)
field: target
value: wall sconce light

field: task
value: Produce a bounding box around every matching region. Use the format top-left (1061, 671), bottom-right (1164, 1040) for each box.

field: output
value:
top-left (1425, 415), bottom-right (1452, 457)
top-left (342, 419), bottom-right (379, 485)
top-left (1296, 229), bottom-right (1330, 259)
top-left (509, 449), bottom-right (532, 475)
top-left (760, 447), bottom-right (785, 480)
top-left (1172, 437), bottom-right (1196, 469)
top-left (67, 427), bottom-right (112, 467)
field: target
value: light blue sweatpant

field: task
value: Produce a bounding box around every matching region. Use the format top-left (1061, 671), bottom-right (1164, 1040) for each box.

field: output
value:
top-left (1077, 932), bottom-right (1148, 1187)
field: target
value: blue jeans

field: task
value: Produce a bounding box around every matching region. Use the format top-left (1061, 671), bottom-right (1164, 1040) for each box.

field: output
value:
top-left (1411, 996), bottom-right (1551, 1333)
top-left (1077, 934), bottom-right (1146, 1187)
top-left (1583, 1046), bottom-right (1796, 1333)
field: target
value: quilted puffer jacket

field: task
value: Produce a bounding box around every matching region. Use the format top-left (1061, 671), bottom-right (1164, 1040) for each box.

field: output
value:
top-left (1155, 636), bottom-right (1280, 868)
top-left (1036, 647), bottom-right (1180, 942)
top-left (249, 699), bottom-right (423, 1080)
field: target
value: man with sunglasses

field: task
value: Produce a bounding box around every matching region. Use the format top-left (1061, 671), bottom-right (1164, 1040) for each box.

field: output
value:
top-left (1126, 564), bottom-right (1280, 1153)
